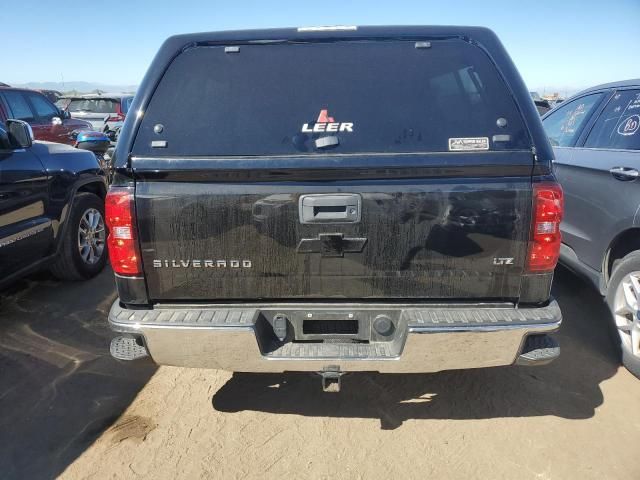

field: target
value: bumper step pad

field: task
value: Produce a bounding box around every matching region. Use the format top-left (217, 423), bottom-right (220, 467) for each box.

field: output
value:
top-left (109, 305), bottom-right (258, 326)
top-left (516, 335), bottom-right (560, 366)
top-left (108, 301), bottom-right (561, 329)
top-left (110, 336), bottom-right (149, 361)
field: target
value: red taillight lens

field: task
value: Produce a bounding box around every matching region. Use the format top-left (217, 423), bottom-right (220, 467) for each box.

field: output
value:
top-left (106, 113), bottom-right (125, 122)
top-left (105, 187), bottom-right (142, 276)
top-left (527, 182), bottom-right (564, 272)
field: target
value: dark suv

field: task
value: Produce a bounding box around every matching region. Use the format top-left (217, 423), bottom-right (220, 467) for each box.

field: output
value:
top-left (541, 79), bottom-right (640, 377)
top-left (105, 26), bottom-right (563, 390)
top-left (0, 119), bottom-right (108, 288)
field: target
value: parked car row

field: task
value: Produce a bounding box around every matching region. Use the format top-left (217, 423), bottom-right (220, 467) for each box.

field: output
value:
top-left (0, 86), bottom-right (135, 147)
top-left (0, 86), bottom-right (93, 145)
top-left (56, 93), bottom-right (134, 141)
top-left (1, 33), bottom-right (638, 381)
top-left (0, 87), bottom-right (124, 289)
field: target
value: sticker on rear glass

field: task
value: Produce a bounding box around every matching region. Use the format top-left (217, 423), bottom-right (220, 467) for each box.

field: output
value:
top-left (301, 109), bottom-right (354, 133)
top-left (617, 115), bottom-right (639, 136)
top-left (448, 137), bottom-right (490, 151)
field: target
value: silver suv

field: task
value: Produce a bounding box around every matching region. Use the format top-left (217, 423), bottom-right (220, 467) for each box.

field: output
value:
top-left (57, 93), bottom-right (134, 139)
top-left (542, 79), bottom-right (640, 377)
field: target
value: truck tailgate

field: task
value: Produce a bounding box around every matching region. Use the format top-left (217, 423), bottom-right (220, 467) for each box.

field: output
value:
top-left (134, 155), bottom-right (532, 301)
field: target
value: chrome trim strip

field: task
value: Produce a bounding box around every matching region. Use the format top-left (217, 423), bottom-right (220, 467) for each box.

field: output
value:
top-left (409, 321), bottom-right (560, 334)
top-left (0, 220), bottom-right (51, 248)
top-left (114, 273), bottom-right (145, 280)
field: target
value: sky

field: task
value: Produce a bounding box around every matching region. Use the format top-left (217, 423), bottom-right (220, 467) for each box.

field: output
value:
top-left (2, 0), bottom-right (639, 94)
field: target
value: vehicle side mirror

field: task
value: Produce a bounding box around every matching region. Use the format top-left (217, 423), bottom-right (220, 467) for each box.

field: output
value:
top-left (6, 119), bottom-right (34, 149)
top-left (61, 109), bottom-right (71, 120)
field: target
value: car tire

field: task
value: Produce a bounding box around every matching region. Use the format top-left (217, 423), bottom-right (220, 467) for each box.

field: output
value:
top-left (606, 251), bottom-right (640, 379)
top-left (50, 192), bottom-right (108, 281)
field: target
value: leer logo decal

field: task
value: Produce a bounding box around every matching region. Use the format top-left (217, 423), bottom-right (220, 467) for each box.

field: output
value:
top-left (301, 109), bottom-right (354, 133)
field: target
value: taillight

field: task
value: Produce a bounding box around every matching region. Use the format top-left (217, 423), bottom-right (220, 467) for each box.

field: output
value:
top-left (527, 182), bottom-right (564, 272)
top-left (105, 187), bottom-right (142, 276)
top-left (106, 113), bottom-right (125, 122)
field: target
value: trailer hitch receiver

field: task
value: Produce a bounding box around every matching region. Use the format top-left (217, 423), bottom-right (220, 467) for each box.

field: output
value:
top-left (318, 366), bottom-right (344, 393)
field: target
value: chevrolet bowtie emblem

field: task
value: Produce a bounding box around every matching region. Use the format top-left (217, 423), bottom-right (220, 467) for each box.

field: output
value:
top-left (297, 233), bottom-right (367, 257)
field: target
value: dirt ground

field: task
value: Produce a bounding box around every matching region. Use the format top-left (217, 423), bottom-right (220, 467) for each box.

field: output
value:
top-left (1, 267), bottom-right (640, 480)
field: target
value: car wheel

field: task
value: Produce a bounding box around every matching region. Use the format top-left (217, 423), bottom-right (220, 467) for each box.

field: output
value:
top-left (606, 251), bottom-right (640, 379)
top-left (50, 192), bottom-right (107, 280)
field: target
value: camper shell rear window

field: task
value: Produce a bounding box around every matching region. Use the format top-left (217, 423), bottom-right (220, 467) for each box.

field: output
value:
top-left (133, 39), bottom-right (530, 157)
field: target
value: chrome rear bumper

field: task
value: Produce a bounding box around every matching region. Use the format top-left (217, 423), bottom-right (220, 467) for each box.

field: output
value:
top-left (108, 300), bottom-right (561, 373)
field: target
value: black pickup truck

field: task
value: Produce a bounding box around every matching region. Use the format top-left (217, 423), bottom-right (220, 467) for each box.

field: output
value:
top-left (106, 26), bottom-right (563, 390)
top-left (0, 120), bottom-right (107, 288)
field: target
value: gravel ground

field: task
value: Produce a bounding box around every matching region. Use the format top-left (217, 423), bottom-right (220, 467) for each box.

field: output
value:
top-left (1, 267), bottom-right (639, 480)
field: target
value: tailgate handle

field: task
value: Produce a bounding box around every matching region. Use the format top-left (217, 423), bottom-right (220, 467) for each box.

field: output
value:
top-left (299, 194), bottom-right (361, 224)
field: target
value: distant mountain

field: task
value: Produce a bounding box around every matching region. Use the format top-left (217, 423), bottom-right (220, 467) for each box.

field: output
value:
top-left (10, 81), bottom-right (138, 94)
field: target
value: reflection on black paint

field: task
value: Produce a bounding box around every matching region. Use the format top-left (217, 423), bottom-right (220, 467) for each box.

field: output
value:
top-left (136, 179), bottom-right (530, 300)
